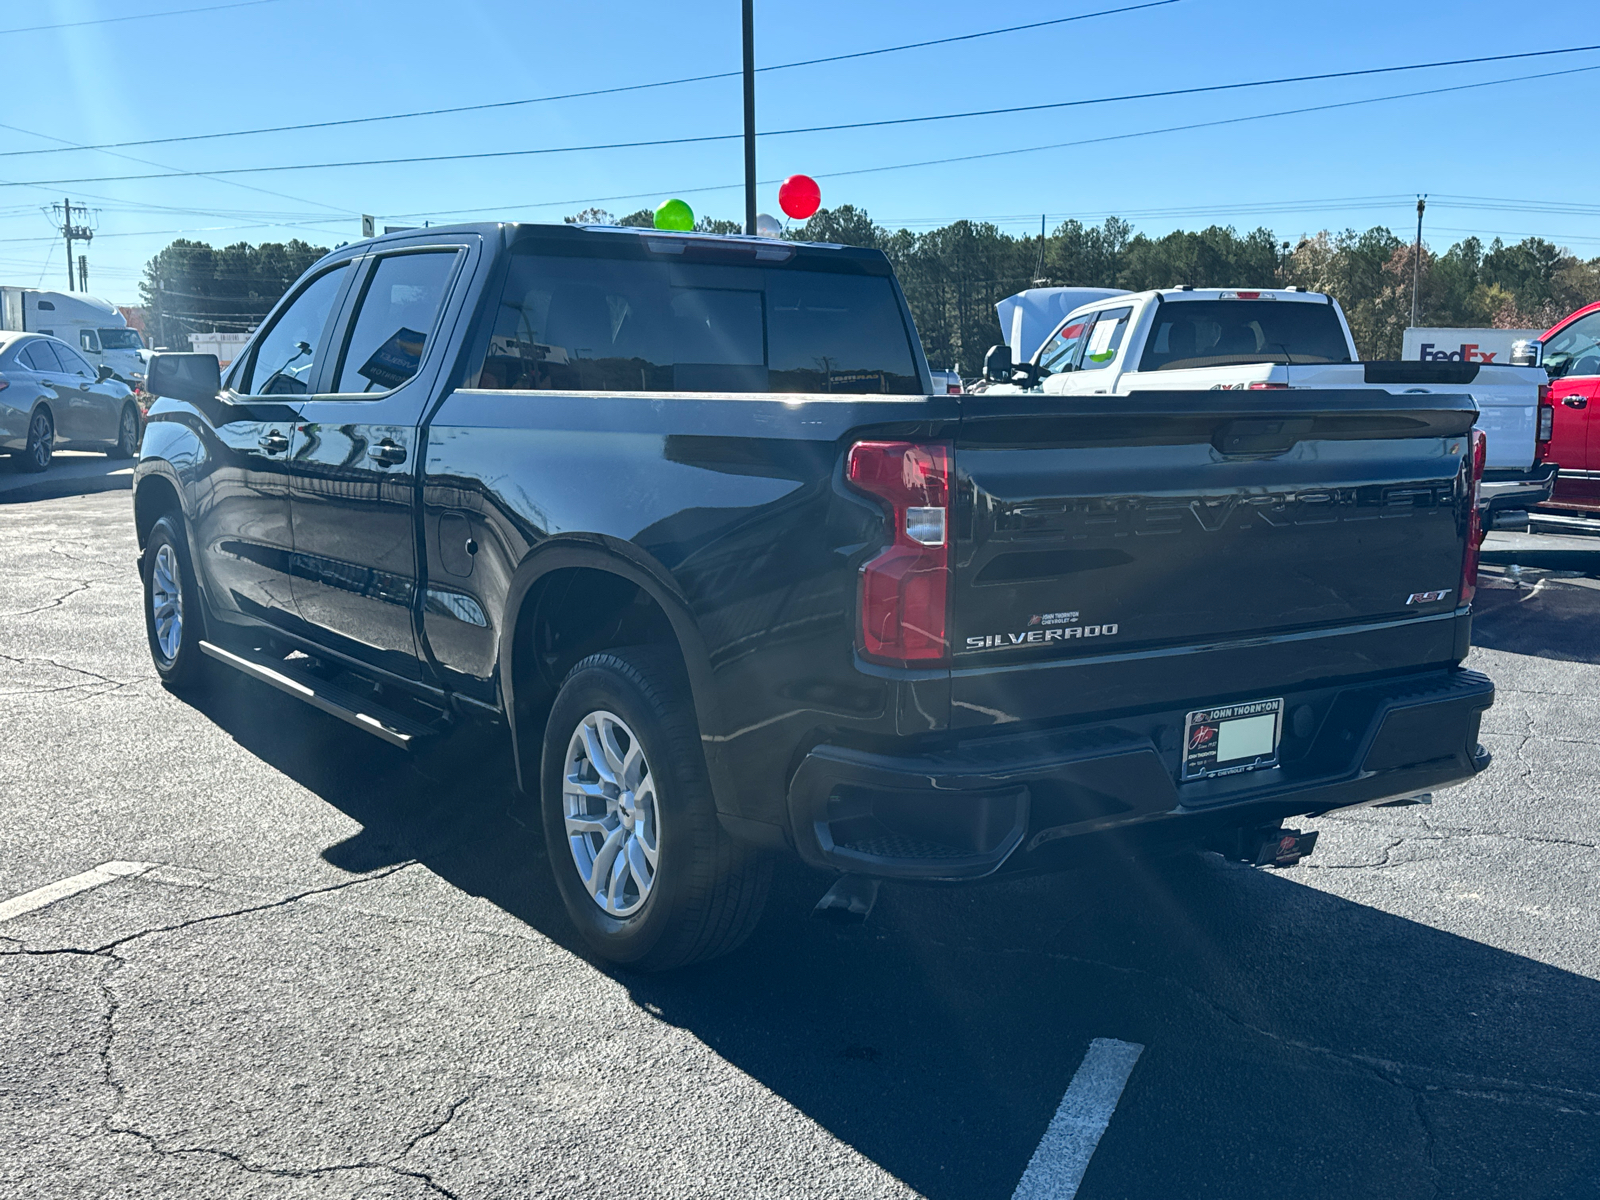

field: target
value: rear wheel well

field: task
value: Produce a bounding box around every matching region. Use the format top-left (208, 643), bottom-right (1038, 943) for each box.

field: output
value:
top-left (134, 475), bottom-right (182, 550)
top-left (510, 566), bottom-right (688, 772)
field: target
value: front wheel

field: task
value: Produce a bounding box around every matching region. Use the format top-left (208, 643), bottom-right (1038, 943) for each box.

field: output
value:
top-left (541, 648), bottom-right (771, 971)
top-left (107, 403), bottom-right (140, 459)
top-left (19, 407), bottom-right (52, 473)
top-left (142, 514), bottom-right (208, 689)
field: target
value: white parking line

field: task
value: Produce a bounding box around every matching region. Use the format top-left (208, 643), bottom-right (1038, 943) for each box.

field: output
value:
top-left (1012, 1037), bottom-right (1144, 1200)
top-left (0, 861), bottom-right (156, 924)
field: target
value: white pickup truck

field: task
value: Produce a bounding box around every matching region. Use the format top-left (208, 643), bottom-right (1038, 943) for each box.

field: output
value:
top-left (982, 286), bottom-right (1558, 530)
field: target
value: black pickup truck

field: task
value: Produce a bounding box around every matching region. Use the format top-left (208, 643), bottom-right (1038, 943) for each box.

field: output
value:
top-left (134, 222), bottom-right (1494, 969)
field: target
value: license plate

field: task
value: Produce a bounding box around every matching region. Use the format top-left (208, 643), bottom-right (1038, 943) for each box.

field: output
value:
top-left (1182, 697), bottom-right (1284, 780)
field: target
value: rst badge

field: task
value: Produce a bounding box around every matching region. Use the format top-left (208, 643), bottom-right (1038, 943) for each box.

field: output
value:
top-left (1406, 590), bottom-right (1452, 605)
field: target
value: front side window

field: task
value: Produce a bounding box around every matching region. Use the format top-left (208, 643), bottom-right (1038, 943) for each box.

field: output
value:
top-left (53, 342), bottom-right (94, 377)
top-left (239, 264), bottom-right (349, 396)
top-left (80, 330), bottom-right (100, 353)
top-left (333, 251), bottom-right (459, 394)
top-left (1037, 318), bottom-right (1090, 375)
top-left (1544, 312), bottom-right (1600, 381)
top-left (1077, 307), bottom-right (1135, 373)
top-left (471, 251), bottom-right (920, 394)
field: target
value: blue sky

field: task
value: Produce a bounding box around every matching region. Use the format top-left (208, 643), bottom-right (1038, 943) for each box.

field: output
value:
top-left (3, 0), bottom-right (1597, 305)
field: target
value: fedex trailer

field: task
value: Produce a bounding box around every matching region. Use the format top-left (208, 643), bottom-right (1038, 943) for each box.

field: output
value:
top-left (1402, 326), bottom-right (1542, 365)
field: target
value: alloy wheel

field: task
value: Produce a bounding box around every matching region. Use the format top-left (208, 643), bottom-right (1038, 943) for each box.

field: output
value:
top-left (28, 411), bottom-right (51, 469)
top-left (150, 543), bottom-right (183, 663)
top-left (120, 408), bottom-right (139, 457)
top-left (563, 709), bottom-right (661, 917)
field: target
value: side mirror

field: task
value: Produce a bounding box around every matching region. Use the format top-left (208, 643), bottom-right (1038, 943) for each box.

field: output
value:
top-left (146, 353), bottom-right (221, 404)
top-left (1510, 339), bottom-right (1543, 369)
top-left (95, 364), bottom-right (115, 383)
top-left (984, 343), bottom-right (1013, 383)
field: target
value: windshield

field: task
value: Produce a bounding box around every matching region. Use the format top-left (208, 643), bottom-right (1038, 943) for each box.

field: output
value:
top-left (473, 251), bottom-right (921, 394)
top-left (97, 328), bottom-right (144, 350)
top-left (1139, 299), bottom-right (1351, 370)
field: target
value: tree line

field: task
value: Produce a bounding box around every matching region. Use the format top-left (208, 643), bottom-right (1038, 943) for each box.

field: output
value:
top-left (780, 206), bottom-right (1600, 372)
top-left (140, 209), bottom-right (1600, 371)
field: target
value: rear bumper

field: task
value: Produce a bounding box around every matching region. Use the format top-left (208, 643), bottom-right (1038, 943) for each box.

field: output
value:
top-left (787, 667), bottom-right (1493, 880)
top-left (1480, 463), bottom-right (1558, 528)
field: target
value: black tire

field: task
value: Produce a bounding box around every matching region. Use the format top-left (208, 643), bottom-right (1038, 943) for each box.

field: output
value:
top-left (19, 406), bottom-right (52, 473)
top-left (142, 514), bottom-right (209, 690)
top-left (541, 648), bottom-right (771, 971)
top-left (107, 403), bottom-right (140, 459)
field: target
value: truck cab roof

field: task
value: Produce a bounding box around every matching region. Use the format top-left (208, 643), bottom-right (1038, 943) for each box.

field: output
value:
top-left (337, 221), bottom-right (894, 273)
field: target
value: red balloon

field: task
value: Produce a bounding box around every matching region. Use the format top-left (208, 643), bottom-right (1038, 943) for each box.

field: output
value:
top-left (778, 174), bottom-right (821, 220)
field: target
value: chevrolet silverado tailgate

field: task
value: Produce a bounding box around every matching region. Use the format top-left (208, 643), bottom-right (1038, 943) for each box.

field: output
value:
top-left (950, 389), bottom-right (1478, 727)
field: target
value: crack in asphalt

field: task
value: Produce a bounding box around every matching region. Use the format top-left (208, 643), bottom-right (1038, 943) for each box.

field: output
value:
top-left (398, 1084), bottom-right (484, 1162)
top-left (6, 862), bottom-right (467, 1199)
top-left (104, 1124), bottom-right (466, 1200)
top-left (0, 650), bottom-right (138, 691)
top-left (0, 578), bottom-right (93, 617)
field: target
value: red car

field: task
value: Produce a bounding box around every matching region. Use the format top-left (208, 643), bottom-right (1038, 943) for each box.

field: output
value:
top-left (1541, 301), bottom-right (1600, 513)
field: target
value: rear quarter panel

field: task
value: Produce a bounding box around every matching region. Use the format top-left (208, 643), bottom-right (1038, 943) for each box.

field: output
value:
top-left (420, 388), bottom-right (960, 826)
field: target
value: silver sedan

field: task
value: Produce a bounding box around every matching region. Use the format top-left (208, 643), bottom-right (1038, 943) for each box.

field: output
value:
top-left (0, 332), bottom-right (142, 471)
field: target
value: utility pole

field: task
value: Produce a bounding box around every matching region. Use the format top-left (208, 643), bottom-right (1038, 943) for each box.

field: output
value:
top-left (78, 255), bottom-right (88, 292)
top-left (1032, 214), bottom-right (1047, 285)
top-left (1410, 195), bottom-right (1426, 329)
top-left (742, 0), bottom-right (756, 236)
top-left (55, 197), bottom-right (95, 291)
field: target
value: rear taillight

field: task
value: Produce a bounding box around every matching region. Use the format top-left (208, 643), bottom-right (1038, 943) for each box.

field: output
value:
top-left (1536, 383), bottom-right (1554, 458)
top-left (1461, 428), bottom-right (1487, 606)
top-left (947, 382), bottom-right (962, 395)
top-left (846, 440), bottom-right (951, 664)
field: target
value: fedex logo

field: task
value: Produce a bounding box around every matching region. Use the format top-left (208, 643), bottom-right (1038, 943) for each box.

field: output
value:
top-left (1419, 342), bottom-right (1497, 363)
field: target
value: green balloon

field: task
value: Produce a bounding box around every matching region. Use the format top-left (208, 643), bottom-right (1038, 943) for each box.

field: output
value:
top-left (654, 198), bottom-right (694, 231)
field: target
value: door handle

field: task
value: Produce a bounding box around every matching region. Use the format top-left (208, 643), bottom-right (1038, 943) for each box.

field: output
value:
top-left (1562, 396), bottom-right (1588, 409)
top-left (370, 438), bottom-right (407, 467)
top-left (258, 430), bottom-right (290, 453)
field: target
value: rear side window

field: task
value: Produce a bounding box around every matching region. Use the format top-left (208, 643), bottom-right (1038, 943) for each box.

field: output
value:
top-left (471, 252), bottom-right (920, 394)
top-left (240, 264), bottom-right (349, 396)
top-left (333, 251), bottom-right (459, 394)
top-left (20, 341), bottom-right (61, 372)
top-left (1077, 307), bottom-right (1134, 373)
top-left (1140, 300), bottom-right (1352, 371)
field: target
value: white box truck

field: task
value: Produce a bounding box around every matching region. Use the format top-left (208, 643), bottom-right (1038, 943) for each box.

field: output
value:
top-left (0, 287), bottom-right (147, 385)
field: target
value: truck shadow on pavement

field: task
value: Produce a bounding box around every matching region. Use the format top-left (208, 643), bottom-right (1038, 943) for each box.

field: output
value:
top-left (0, 451), bottom-right (133, 504)
top-left (182, 673), bottom-right (1600, 1200)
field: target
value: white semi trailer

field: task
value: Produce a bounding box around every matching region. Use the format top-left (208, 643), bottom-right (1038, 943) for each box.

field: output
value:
top-left (0, 287), bottom-right (146, 385)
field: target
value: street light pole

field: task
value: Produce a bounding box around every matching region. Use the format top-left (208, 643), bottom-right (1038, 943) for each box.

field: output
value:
top-left (1410, 195), bottom-right (1426, 329)
top-left (742, 0), bottom-right (756, 235)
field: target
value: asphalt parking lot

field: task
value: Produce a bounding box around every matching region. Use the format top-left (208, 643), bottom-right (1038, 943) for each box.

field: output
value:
top-left (3, 485), bottom-right (1599, 1200)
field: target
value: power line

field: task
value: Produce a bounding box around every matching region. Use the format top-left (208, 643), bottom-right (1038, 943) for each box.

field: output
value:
top-left (0, 118), bottom-right (355, 217)
top-left (354, 64), bottom-right (1600, 229)
top-left (0, 1), bottom-right (1181, 160)
top-left (807, 61), bottom-right (1600, 186)
top-left (9, 45), bottom-right (1600, 192)
top-left (0, 0), bottom-right (288, 37)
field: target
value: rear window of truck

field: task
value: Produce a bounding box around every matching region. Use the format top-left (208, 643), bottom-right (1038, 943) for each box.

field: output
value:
top-left (470, 251), bottom-right (921, 394)
top-left (1139, 300), bottom-right (1352, 371)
